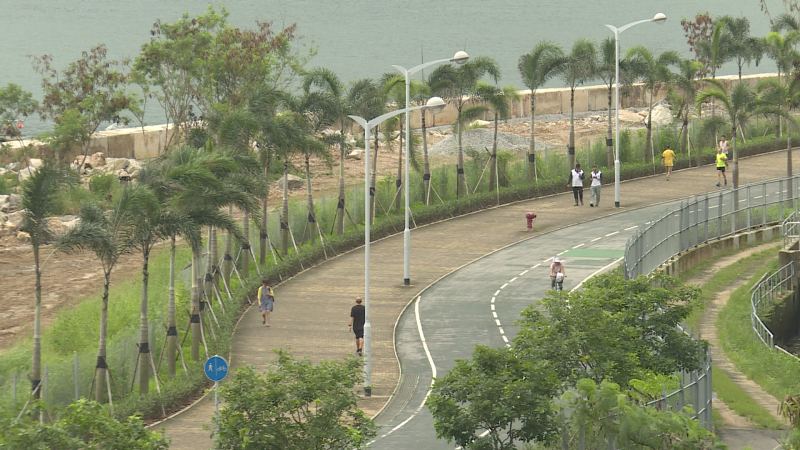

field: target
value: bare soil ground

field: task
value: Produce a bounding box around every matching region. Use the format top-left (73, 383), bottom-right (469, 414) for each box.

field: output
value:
top-left (0, 112), bottom-right (621, 350)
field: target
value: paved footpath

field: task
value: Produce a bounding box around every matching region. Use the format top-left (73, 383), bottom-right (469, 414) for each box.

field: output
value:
top-left (157, 151), bottom-right (799, 449)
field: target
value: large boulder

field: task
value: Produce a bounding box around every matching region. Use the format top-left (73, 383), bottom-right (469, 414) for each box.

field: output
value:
top-left (346, 149), bottom-right (364, 160)
top-left (88, 152), bottom-right (106, 168)
top-left (106, 158), bottom-right (130, 171)
top-left (47, 215), bottom-right (79, 235)
top-left (27, 158), bottom-right (43, 169)
top-left (469, 119), bottom-right (492, 128)
top-left (277, 174), bottom-right (305, 190)
top-left (1, 194), bottom-right (21, 213)
top-left (647, 104), bottom-right (674, 126)
top-left (18, 166), bottom-right (38, 182)
top-left (618, 109), bottom-right (645, 124)
top-left (4, 210), bottom-right (25, 229)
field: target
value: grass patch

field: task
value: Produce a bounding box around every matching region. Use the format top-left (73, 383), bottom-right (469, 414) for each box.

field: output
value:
top-left (718, 259), bottom-right (800, 404)
top-left (684, 244), bottom-right (780, 332)
top-left (712, 364), bottom-right (784, 429)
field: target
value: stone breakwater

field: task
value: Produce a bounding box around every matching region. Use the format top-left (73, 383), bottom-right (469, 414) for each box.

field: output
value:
top-left (3, 73), bottom-right (777, 162)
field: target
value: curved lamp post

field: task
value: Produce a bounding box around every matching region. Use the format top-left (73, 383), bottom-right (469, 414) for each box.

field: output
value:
top-left (393, 50), bottom-right (469, 286)
top-left (605, 13), bottom-right (666, 207)
top-left (348, 96), bottom-right (446, 396)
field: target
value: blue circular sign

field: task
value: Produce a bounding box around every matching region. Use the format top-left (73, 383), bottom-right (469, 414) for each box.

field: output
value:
top-left (204, 355), bottom-right (229, 382)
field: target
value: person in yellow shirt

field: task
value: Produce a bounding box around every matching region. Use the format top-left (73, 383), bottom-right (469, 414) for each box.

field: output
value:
top-left (661, 146), bottom-right (676, 180)
top-left (715, 147), bottom-right (728, 187)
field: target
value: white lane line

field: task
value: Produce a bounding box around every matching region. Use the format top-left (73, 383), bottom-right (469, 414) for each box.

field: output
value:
top-left (490, 304), bottom-right (495, 311)
top-left (572, 243), bottom-right (585, 249)
top-left (501, 335), bottom-right (509, 344)
top-left (495, 319), bottom-right (502, 327)
top-left (491, 296), bottom-right (496, 303)
top-left (557, 250), bottom-right (568, 255)
top-left (754, 195), bottom-right (763, 199)
top-left (498, 327), bottom-right (505, 335)
top-left (509, 277), bottom-right (518, 284)
top-left (591, 237), bottom-right (602, 242)
top-left (492, 311), bottom-right (498, 319)
top-left (494, 290), bottom-right (500, 296)
top-left (369, 296), bottom-right (435, 444)
top-left (624, 226), bottom-right (638, 231)
top-left (519, 269), bottom-right (529, 276)
top-left (571, 257), bottom-right (624, 292)
top-left (710, 205), bottom-right (719, 209)
top-left (605, 231), bottom-right (619, 237)
top-left (500, 283), bottom-right (508, 290)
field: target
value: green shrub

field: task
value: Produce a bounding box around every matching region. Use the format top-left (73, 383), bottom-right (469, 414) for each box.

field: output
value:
top-left (88, 173), bottom-right (117, 197)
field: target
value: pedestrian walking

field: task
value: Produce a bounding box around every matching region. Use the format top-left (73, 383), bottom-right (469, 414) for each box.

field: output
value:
top-left (715, 147), bottom-right (728, 187)
top-left (257, 279), bottom-right (275, 326)
top-left (548, 257), bottom-right (566, 290)
top-left (662, 145), bottom-right (676, 180)
top-left (567, 163), bottom-right (585, 206)
top-left (718, 136), bottom-right (729, 157)
top-left (589, 166), bottom-right (602, 207)
top-left (349, 296), bottom-right (365, 356)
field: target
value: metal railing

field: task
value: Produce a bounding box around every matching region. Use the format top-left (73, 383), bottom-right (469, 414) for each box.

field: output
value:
top-left (750, 261), bottom-right (800, 366)
top-left (619, 176), bottom-right (800, 432)
top-left (625, 176), bottom-right (800, 279)
top-left (783, 210), bottom-right (800, 248)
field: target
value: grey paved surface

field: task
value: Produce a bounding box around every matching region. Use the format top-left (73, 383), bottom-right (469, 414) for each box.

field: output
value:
top-left (157, 151), bottom-right (800, 449)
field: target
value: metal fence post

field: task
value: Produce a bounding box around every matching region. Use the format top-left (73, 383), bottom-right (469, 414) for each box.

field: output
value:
top-left (781, 179), bottom-right (785, 222)
top-left (718, 191), bottom-right (724, 238)
top-left (704, 194), bottom-right (709, 243)
top-left (73, 351), bottom-right (80, 400)
top-left (763, 183), bottom-right (768, 226)
top-left (746, 185), bottom-right (752, 230)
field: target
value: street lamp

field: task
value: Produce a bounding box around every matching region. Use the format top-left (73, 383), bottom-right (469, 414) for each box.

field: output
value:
top-left (348, 96), bottom-right (446, 397)
top-left (605, 13), bottom-right (666, 208)
top-left (393, 50), bottom-right (469, 286)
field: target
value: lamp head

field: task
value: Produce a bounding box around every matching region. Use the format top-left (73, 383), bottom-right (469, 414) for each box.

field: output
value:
top-left (425, 96), bottom-right (446, 112)
top-left (652, 13), bottom-right (667, 23)
top-left (451, 51), bottom-right (470, 65)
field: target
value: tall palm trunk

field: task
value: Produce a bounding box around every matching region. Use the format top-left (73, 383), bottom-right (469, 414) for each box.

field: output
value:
top-left (95, 271), bottom-right (111, 401)
top-left (166, 236), bottom-right (177, 377)
top-left (222, 206), bottom-right (233, 285)
top-left (370, 132), bottom-right (379, 220)
top-left (335, 131), bottom-right (345, 235)
top-left (456, 109), bottom-right (466, 197)
top-left (788, 136), bottom-right (794, 209)
top-left (528, 95), bottom-right (537, 181)
top-left (680, 113), bottom-right (689, 157)
top-left (567, 87), bottom-right (576, 170)
top-left (138, 247), bottom-right (151, 395)
top-left (241, 211), bottom-right (250, 276)
top-left (422, 111), bottom-right (432, 205)
top-left (280, 161), bottom-right (290, 255)
top-left (190, 251), bottom-right (201, 361)
top-left (304, 153), bottom-right (316, 242)
top-left (209, 227), bottom-right (218, 284)
top-left (259, 159), bottom-right (271, 264)
top-left (606, 85), bottom-right (614, 170)
top-left (31, 244), bottom-right (42, 397)
top-left (393, 125), bottom-right (403, 211)
top-left (490, 111), bottom-right (499, 193)
top-left (732, 125), bottom-right (739, 189)
top-left (204, 227), bottom-right (215, 320)
top-left (646, 88), bottom-right (654, 168)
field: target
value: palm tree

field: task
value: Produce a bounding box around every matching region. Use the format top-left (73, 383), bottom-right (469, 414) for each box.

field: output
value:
top-left (561, 40), bottom-right (597, 170)
top-left (668, 58), bottom-right (704, 158)
top-left (596, 38), bottom-right (616, 170)
top-left (696, 79), bottom-right (759, 189)
top-left (382, 72), bottom-right (408, 210)
top-left (430, 57), bottom-right (500, 197)
top-left (716, 16), bottom-right (764, 81)
top-left (518, 42), bottom-right (566, 179)
top-left (303, 68), bottom-right (348, 235)
top-left (58, 186), bottom-right (152, 402)
top-left (470, 83), bottom-right (517, 202)
top-left (346, 78), bottom-right (385, 219)
top-left (625, 46), bottom-right (679, 166)
top-left (412, 77), bottom-right (436, 204)
top-left (19, 164), bottom-right (64, 399)
top-left (764, 30), bottom-right (800, 138)
top-left (757, 76), bottom-right (800, 197)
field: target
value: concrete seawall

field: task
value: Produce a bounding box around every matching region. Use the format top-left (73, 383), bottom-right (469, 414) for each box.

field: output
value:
top-left (3, 73), bottom-right (776, 161)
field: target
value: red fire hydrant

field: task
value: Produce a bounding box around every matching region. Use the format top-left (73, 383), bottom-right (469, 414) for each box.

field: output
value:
top-left (525, 212), bottom-right (537, 231)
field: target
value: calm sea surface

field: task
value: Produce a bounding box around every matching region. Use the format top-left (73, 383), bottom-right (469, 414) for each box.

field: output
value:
top-left (0, 0), bottom-right (786, 134)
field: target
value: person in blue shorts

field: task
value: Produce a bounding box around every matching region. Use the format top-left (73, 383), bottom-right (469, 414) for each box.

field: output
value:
top-left (257, 279), bottom-right (275, 326)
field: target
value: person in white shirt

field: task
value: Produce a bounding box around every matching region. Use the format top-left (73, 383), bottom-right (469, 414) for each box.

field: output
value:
top-left (566, 163), bottom-right (585, 206)
top-left (590, 166), bottom-right (602, 207)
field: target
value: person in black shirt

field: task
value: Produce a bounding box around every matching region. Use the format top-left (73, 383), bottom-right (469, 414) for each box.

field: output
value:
top-left (349, 296), bottom-right (365, 356)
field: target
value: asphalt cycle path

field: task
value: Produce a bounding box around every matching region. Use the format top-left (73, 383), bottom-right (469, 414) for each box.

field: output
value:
top-left (368, 201), bottom-right (701, 449)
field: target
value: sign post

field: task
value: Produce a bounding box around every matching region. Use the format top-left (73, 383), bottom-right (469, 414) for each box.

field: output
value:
top-left (204, 355), bottom-right (229, 434)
